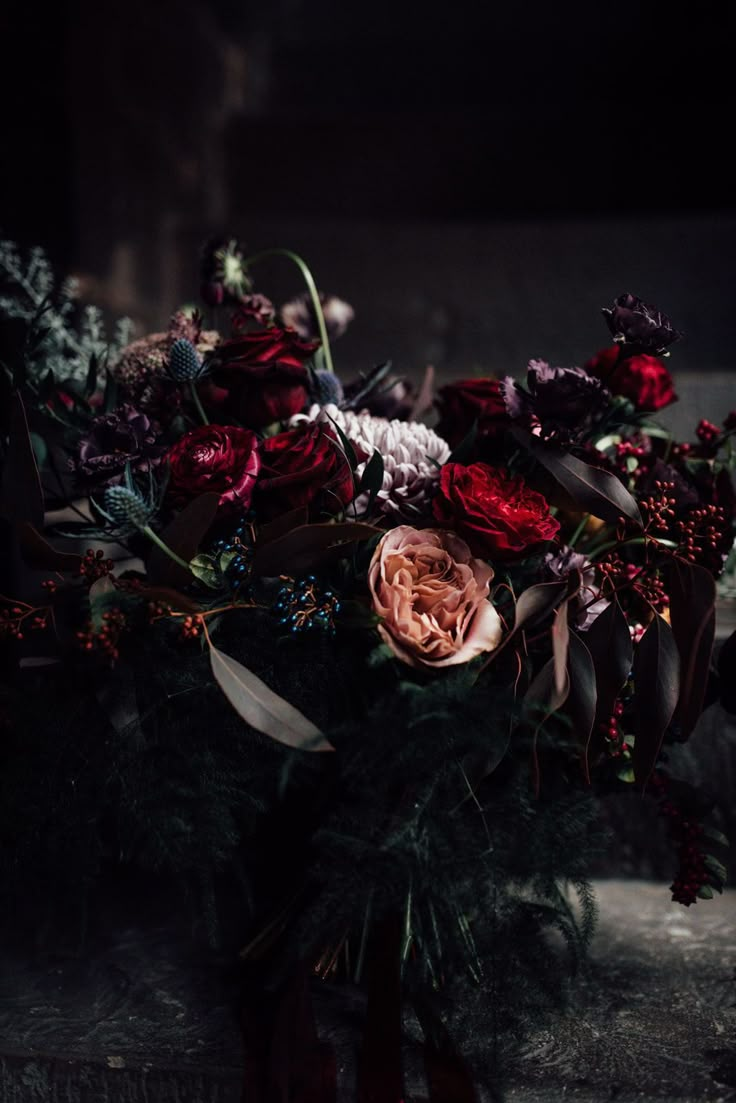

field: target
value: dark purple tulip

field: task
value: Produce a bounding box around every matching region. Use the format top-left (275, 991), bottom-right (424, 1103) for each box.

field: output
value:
top-left (602, 293), bottom-right (683, 354)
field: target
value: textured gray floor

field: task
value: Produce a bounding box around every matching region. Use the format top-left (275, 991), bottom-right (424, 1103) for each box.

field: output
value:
top-left (0, 881), bottom-right (734, 1102)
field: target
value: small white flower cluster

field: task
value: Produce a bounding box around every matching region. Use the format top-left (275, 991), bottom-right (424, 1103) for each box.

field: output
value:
top-left (292, 403), bottom-right (450, 518)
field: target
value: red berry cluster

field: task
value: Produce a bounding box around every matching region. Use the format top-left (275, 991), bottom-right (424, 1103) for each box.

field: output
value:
top-left (600, 699), bottom-right (630, 757)
top-left (615, 440), bottom-right (648, 461)
top-left (675, 503), bottom-right (727, 569)
top-left (147, 599), bottom-right (173, 623)
top-left (598, 557), bottom-right (668, 612)
top-left (0, 601), bottom-right (51, 640)
top-left (640, 480), bottom-right (677, 536)
top-left (76, 608), bottom-right (127, 663)
top-left (648, 772), bottom-right (708, 906)
top-left (179, 614), bottom-right (205, 641)
top-left (696, 418), bottom-right (720, 447)
top-left (80, 548), bottom-right (115, 584)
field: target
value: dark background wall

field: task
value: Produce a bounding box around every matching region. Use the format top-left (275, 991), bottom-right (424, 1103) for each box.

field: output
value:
top-left (1, 2), bottom-right (735, 401)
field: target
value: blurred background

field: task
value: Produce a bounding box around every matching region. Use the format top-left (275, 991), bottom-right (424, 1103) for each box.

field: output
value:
top-left (1, 0), bottom-right (735, 433)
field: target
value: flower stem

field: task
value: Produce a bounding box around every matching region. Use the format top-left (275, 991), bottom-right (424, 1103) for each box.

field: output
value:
top-left (568, 513), bottom-right (591, 548)
top-left (141, 525), bottom-right (191, 572)
top-left (242, 248), bottom-right (335, 374)
top-left (190, 380), bottom-right (210, 425)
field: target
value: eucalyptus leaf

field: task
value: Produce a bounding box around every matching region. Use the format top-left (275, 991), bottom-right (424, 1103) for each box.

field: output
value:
top-left (189, 554), bottom-right (221, 590)
top-left (208, 642), bottom-right (333, 752)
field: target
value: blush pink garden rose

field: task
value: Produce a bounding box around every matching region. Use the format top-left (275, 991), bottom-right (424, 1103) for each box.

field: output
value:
top-left (368, 526), bottom-right (503, 669)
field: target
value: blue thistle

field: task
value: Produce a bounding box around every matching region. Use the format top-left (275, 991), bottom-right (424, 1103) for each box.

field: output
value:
top-left (167, 338), bottom-right (206, 382)
top-left (309, 369), bottom-right (344, 408)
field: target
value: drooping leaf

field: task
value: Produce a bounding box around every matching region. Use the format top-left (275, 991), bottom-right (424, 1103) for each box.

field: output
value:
top-left (16, 521), bottom-right (83, 572)
top-left (552, 599), bottom-right (570, 699)
top-left (512, 428), bottom-right (642, 526)
top-left (480, 579), bottom-right (567, 670)
top-left (666, 557), bottom-right (716, 741)
top-left (84, 351), bottom-right (100, 398)
top-left (208, 642), bottom-right (333, 751)
top-left (146, 492), bottom-right (220, 587)
top-left (583, 598), bottom-right (632, 770)
top-left (632, 614), bottom-right (680, 786)
top-left (0, 392), bottom-right (44, 528)
top-left (567, 630), bottom-right (597, 777)
top-left (525, 656), bottom-right (570, 797)
top-left (252, 521), bottom-right (381, 577)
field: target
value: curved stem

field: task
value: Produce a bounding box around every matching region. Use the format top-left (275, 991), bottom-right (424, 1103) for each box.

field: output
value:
top-left (141, 525), bottom-right (191, 572)
top-left (242, 248), bottom-right (335, 374)
top-left (190, 380), bottom-right (210, 425)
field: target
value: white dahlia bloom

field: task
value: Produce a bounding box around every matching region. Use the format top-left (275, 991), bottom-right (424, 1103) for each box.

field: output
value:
top-left (291, 404), bottom-right (450, 517)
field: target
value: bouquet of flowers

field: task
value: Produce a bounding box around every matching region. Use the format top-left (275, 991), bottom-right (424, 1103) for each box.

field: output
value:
top-left (0, 237), bottom-right (733, 1099)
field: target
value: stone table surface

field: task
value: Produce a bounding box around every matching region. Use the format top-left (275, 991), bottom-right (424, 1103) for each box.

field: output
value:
top-left (0, 880), bottom-right (734, 1102)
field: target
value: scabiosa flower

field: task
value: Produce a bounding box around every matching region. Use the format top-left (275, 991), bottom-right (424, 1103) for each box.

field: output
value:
top-left (501, 360), bottom-right (609, 443)
top-left (280, 291), bottom-right (355, 341)
top-left (293, 404), bottom-right (451, 518)
top-left (200, 237), bottom-right (252, 307)
top-left (602, 293), bottom-right (683, 355)
top-left (70, 404), bottom-right (165, 489)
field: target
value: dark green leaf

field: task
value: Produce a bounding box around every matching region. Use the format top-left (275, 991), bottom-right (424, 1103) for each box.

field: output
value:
top-left (325, 412), bottom-right (359, 471)
top-left (103, 370), bottom-right (119, 413)
top-left (84, 351), bottom-right (99, 398)
top-left (696, 884), bottom-right (714, 900)
top-left (447, 420), bottom-right (478, 466)
top-left (0, 392), bottom-right (44, 528)
top-left (584, 599), bottom-right (633, 771)
top-left (702, 826), bottom-right (729, 849)
top-left (146, 492), bottom-right (220, 587)
top-left (666, 557), bottom-right (716, 741)
top-left (703, 854), bottom-right (728, 885)
top-left (188, 554), bottom-right (220, 589)
top-left (632, 614), bottom-right (680, 786)
top-left (358, 448), bottom-right (385, 514)
top-left (512, 428), bottom-right (642, 526)
top-left (567, 630), bottom-right (597, 771)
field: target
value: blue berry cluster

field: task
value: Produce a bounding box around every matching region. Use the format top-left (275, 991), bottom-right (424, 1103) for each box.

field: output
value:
top-left (273, 576), bottom-right (340, 636)
top-left (211, 518), bottom-right (253, 594)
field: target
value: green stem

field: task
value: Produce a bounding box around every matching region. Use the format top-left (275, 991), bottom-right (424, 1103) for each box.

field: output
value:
top-left (190, 380), bottom-right (209, 425)
top-left (568, 513), bottom-right (591, 549)
top-left (142, 525), bottom-right (191, 572)
top-left (242, 248), bottom-right (335, 374)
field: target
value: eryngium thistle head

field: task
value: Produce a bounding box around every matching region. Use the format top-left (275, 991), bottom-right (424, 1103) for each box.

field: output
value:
top-left (101, 484), bottom-right (156, 530)
top-left (167, 338), bottom-right (204, 382)
top-left (309, 369), bottom-right (344, 407)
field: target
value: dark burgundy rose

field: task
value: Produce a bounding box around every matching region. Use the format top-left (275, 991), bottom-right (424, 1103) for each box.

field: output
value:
top-left (434, 378), bottom-right (510, 448)
top-left (256, 422), bottom-right (355, 519)
top-left (501, 360), bottom-right (609, 442)
top-left (71, 404), bottom-right (164, 488)
top-left (585, 346), bottom-right (677, 412)
top-left (166, 424), bottom-right (260, 511)
top-left (432, 462), bottom-right (560, 559)
top-left (211, 327), bottom-right (319, 427)
top-left (602, 293), bottom-right (683, 354)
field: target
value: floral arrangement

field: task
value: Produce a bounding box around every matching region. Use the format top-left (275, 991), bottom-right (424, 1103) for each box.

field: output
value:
top-left (0, 238), bottom-right (733, 1099)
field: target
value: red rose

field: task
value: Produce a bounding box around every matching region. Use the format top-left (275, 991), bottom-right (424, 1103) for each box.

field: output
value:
top-left (434, 378), bottom-right (510, 448)
top-left (166, 424), bottom-right (261, 511)
top-left (432, 462), bottom-right (560, 559)
top-left (256, 422), bottom-right (355, 519)
top-left (585, 346), bottom-right (677, 412)
top-left (211, 328), bottom-right (319, 427)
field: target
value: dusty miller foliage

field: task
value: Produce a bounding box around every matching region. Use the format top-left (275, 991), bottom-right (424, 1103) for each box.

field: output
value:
top-left (0, 239), bottom-right (133, 384)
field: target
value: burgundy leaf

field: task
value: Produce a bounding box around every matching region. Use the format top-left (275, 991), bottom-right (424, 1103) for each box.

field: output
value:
top-left (583, 598), bottom-right (632, 771)
top-left (252, 521), bottom-right (380, 577)
top-left (667, 557), bottom-right (716, 741)
top-left (480, 579), bottom-right (567, 670)
top-left (513, 428), bottom-right (642, 526)
top-left (632, 614), bottom-right (680, 786)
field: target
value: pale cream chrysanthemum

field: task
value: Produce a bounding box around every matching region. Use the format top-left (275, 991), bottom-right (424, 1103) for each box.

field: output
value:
top-left (291, 404), bottom-right (450, 518)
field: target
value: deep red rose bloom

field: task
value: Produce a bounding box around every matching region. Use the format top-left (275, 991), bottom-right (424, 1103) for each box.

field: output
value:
top-left (256, 422), bottom-right (355, 519)
top-left (432, 462), bottom-right (560, 559)
top-left (212, 328), bottom-right (319, 428)
top-left (434, 378), bottom-right (510, 448)
top-left (166, 424), bottom-right (260, 511)
top-left (585, 346), bottom-right (677, 412)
